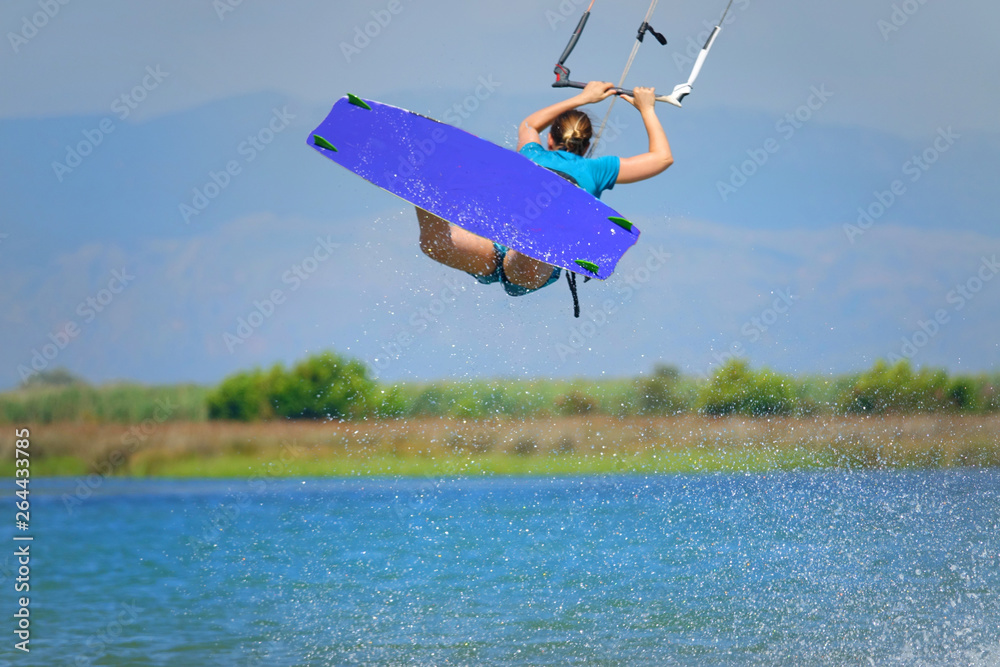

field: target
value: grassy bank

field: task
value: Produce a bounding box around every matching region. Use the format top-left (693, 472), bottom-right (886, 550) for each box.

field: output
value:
top-left (2, 415), bottom-right (999, 478)
top-left (5, 359), bottom-right (999, 426)
top-left (0, 381), bottom-right (209, 424)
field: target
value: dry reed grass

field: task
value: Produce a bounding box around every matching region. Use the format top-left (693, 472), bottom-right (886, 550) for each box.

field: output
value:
top-left (1, 414), bottom-right (998, 476)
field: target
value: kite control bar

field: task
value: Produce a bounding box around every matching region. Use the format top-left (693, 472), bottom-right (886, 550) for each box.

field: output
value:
top-left (551, 0), bottom-right (734, 110)
top-left (553, 77), bottom-right (683, 107)
top-left (551, 1), bottom-right (681, 107)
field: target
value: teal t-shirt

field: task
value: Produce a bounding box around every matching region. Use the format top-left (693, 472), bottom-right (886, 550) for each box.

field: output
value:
top-left (518, 142), bottom-right (620, 199)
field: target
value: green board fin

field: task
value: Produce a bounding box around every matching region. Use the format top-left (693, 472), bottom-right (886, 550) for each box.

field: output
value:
top-left (608, 216), bottom-right (633, 232)
top-left (574, 259), bottom-right (600, 275)
top-left (347, 93), bottom-right (372, 110)
top-left (312, 135), bottom-right (337, 152)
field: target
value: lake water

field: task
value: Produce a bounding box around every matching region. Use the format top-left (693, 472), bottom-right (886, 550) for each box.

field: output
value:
top-left (10, 471), bottom-right (1000, 665)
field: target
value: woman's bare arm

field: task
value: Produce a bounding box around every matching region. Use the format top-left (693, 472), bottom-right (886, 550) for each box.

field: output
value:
top-left (517, 81), bottom-right (615, 151)
top-left (616, 87), bottom-right (673, 184)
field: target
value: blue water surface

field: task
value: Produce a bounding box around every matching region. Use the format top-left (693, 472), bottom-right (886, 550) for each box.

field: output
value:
top-left (9, 471), bottom-right (1000, 666)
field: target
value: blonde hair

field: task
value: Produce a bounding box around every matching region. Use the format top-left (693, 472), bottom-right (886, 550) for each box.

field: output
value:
top-left (550, 110), bottom-right (593, 156)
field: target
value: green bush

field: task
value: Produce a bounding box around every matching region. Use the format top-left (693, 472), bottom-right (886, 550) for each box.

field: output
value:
top-left (555, 390), bottom-right (596, 416)
top-left (19, 368), bottom-right (87, 389)
top-left (698, 359), bottom-right (794, 417)
top-left (985, 375), bottom-right (1000, 412)
top-left (206, 367), bottom-right (275, 421)
top-left (946, 375), bottom-right (978, 412)
top-left (943, 373), bottom-right (1000, 413)
top-left (635, 364), bottom-right (686, 415)
top-left (271, 352), bottom-right (376, 420)
top-left (206, 351), bottom-right (378, 421)
top-left (372, 385), bottom-right (409, 419)
top-left (837, 359), bottom-right (952, 414)
top-left (406, 385), bottom-right (449, 417)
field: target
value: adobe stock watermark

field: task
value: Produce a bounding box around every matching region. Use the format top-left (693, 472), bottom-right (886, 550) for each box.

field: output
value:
top-left (544, 0), bottom-right (590, 30)
top-left (7, 0), bottom-right (71, 54)
top-left (887, 254), bottom-right (998, 363)
top-left (223, 235), bottom-right (339, 352)
top-left (379, 170), bottom-right (577, 371)
top-left (52, 65), bottom-right (170, 182)
top-left (702, 288), bottom-right (798, 375)
top-left (71, 601), bottom-right (144, 667)
top-left (672, 0), bottom-right (752, 73)
top-left (878, 0), bottom-right (932, 41)
top-left (61, 399), bottom-right (176, 515)
top-left (440, 75), bottom-right (502, 128)
top-left (717, 84), bottom-right (833, 202)
top-left (384, 78), bottom-right (502, 188)
top-left (0, 552), bottom-right (17, 589)
top-left (16, 267), bottom-right (134, 383)
top-left (555, 245), bottom-right (671, 361)
top-left (512, 176), bottom-right (577, 228)
top-left (340, 0), bottom-right (411, 63)
top-left (239, 649), bottom-right (273, 667)
top-left (189, 441), bottom-right (305, 557)
top-left (585, 113), bottom-right (630, 158)
top-left (843, 126), bottom-right (959, 244)
top-left (213, 0), bottom-right (246, 21)
top-left (180, 106), bottom-right (295, 224)
top-left (372, 275), bottom-right (469, 373)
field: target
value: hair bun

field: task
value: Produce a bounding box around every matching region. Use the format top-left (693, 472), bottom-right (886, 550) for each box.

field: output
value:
top-left (550, 110), bottom-right (593, 156)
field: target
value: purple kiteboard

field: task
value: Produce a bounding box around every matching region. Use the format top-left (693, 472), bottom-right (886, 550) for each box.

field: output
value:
top-left (307, 94), bottom-right (639, 280)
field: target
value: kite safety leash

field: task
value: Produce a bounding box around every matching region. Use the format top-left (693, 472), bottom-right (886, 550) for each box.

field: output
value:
top-left (589, 0), bottom-right (668, 153)
top-left (565, 270), bottom-right (592, 318)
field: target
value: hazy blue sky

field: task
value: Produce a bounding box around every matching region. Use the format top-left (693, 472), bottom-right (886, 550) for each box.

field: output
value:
top-left (1, 0), bottom-right (998, 389)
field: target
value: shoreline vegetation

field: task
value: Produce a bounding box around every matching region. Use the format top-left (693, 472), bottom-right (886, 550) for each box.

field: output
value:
top-left (1, 354), bottom-right (997, 478)
top-left (2, 414), bottom-right (998, 479)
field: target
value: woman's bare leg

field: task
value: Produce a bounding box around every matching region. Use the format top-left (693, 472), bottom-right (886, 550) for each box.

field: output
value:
top-left (416, 207), bottom-right (556, 289)
top-left (416, 207), bottom-right (496, 276)
top-left (502, 249), bottom-right (557, 290)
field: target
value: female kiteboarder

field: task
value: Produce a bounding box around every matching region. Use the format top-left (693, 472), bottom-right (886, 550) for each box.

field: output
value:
top-left (415, 80), bottom-right (673, 297)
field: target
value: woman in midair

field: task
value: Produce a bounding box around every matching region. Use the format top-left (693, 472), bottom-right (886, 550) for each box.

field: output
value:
top-left (416, 80), bottom-right (673, 296)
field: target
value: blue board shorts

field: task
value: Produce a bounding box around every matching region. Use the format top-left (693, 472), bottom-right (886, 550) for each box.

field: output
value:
top-left (470, 242), bottom-right (562, 297)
